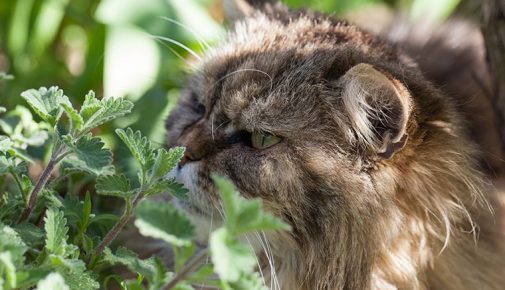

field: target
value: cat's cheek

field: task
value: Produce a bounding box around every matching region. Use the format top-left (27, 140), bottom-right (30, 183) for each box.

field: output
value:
top-left (166, 162), bottom-right (224, 244)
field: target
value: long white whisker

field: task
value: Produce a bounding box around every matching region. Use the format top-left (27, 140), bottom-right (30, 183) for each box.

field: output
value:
top-left (159, 16), bottom-right (211, 50)
top-left (257, 231), bottom-right (280, 290)
top-left (245, 234), bottom-right (267, 286)
top-left (149, 35), bottom-right (202, 61)
top-left (152, 38), bottom-right (198, 70)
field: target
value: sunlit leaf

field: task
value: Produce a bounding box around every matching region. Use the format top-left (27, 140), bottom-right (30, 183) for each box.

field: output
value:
top-left (134, 200), bottom-right (193, 247)
top-left (96, 174), bottom-right (134, 199)
top-left (210, 228), bottom-right (256, 283)
top-left (80, 96), bottom-right (133, 132)
top-left (150, 147), bottom-right (185, 181)
top-left (20, 86), bottom-right (68, 127)
top-left (36, 272), bottom-right (69, 290)
top-left (63, 134), bottom-right (113, 174)
top-left (116, 128), bottom-right (154, 170)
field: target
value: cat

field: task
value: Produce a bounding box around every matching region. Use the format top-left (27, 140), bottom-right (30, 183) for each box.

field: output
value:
top-left (164, 0), bottom-right (505, 289)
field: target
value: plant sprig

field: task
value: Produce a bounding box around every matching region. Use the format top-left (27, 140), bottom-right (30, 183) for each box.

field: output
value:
top-left (0, 86), bottom-right (290, 290)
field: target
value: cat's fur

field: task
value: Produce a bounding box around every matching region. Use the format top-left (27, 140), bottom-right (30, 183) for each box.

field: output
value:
top-left (164, 1), bottom-right (505, 289)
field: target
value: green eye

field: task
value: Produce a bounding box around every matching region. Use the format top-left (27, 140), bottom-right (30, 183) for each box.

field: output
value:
top-left (251, 131), bottom-right (282, 149)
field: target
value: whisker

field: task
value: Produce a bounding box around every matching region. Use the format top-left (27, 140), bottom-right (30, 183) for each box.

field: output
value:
top-left (149, 35), bottom-right (202, 61)
top-left (245, 234), bottom-right (267, 286)
top-left (214, 68), bottom-right (274, 93)
top-left (159, 16), bottom-right (211, 50)
top-left (153, 38), bottom-right (198, 70)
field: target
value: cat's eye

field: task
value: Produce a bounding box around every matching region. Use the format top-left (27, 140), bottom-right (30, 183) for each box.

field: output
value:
top-left (251, 131), bottom-right (282, 149)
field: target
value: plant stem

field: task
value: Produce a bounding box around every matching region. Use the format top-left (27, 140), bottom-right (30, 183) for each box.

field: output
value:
top-left (89, 207), bottom-right (131, 264)
top-left (162, 248), bottom-right (209, 290)
top-left (88, 192), bottom-right (145, 266)
top-left (17, 152), bottom-right (60, 223)
top-left (9, 169), bottom-right (25, 200)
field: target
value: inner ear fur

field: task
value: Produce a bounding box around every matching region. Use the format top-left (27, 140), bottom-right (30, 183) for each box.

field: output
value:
top-left (339, 63), bottom-right (413, 159)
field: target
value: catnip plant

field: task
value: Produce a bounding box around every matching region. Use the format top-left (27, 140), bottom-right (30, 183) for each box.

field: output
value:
top-left (0, 85), bottom-right (289, 290)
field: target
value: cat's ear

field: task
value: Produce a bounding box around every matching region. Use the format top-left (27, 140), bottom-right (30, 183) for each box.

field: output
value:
top-left (339, 63), bottom-right (412, 159)
top-left (223, 0), bottom-right (273, 21)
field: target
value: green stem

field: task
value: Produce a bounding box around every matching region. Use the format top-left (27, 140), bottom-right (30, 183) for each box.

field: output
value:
top-left (88, 192), bottom-right (146, 267)
top-left (162, 248), bottom-right (209, 290)
top-left (17, 146), bottom-right (66, 224)
top-left (9, 168), bottom-right (25, 201)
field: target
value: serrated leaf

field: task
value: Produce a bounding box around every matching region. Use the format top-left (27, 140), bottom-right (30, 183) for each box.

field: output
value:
top-left (36, 272), bottom-right (69, 290)
top-left (49, 255), bottom-right (99, 290)
top-left (150, 147), bottom-right (185, 181)
top-left (103, 247), bottom-right (157, 278)
top-left (60, 158), bottom-right (114, 176)
top-left (79, 91), bottom-right (101, 121)
top-left (95, 174), bottom-right (134, 199)
top-left (212, 176), bottom-right (290, 234)
top-left (134, 200), bottom-right (194, 247)
top-left (20, 87), bottom-right (67, 127)
top-left (144, 178), bottom-right (188, 198)
top-left (116, 128), bottom-right (154, 171)
top-left (81, 97), bottom-right (133, 132)
top-left (60, 102), bottom-right (83, 132)
top-left (63, 134), bottom-right (112, 174)
top-left (210, 228), bottom-right (256, 282)
top-left (44, 208), bottom-right (69, 256)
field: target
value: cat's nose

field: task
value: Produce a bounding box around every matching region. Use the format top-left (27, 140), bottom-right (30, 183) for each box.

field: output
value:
top-left (176, 121), bottom-right (213, 167)
top-left (179, 149), bottom-right (197, 166)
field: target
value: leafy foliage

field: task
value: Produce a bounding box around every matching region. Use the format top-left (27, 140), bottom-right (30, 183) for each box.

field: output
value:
top-left (0, 86), bottom-right (289, 289)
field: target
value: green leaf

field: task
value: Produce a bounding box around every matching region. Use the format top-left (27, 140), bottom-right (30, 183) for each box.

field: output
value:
top-left (103, 247), bottom-right (157, 278)
top-left (210, 228), bottom-right (256, 282)
top-left (44, 208), bottom-right (69, 256)
top-left (79, 91), bottom-right (101, 121)
top-left (48, 255), bottom-right (99, 290)
top-left (212, 176), bottom-right (290, 234)
top-left (134, 200), bottom-right (194, 247)
top-left (60, 102), bottom-right (83, 133)
top-left (95, 174), bottom-right (134, 199)
top-left (227, 272), bottom-right (268, 290)
top-left (36, 272), bottom-right (69, 290)
top-left (144, 178), bottom-right (188, 199)
top-left (150, 147), bottom-right (185, 181)
top-left (20, 86), bottom-right (67, 127)
top-left (0, 136), bottom-right (13, 153)
top-left (212, 176), bottom-right (239, 228)
top-left (116, 128), bottom-right (153, 170)
top-left (63, 134), bottom-right (113, 174)
top-left (0, 252), bottom-right (16, 289)
top-left (81, 96), bottom-right (133, 132)
top-left (0, 224), bottom-right (27, 266)
top-left (13, 223), bottom-right (45, 248)
top-left (15, 267), bottom-right (52, 289)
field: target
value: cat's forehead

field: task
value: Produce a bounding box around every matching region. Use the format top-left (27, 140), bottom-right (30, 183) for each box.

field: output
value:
top-left (190, 14), bottom-right (397, 133)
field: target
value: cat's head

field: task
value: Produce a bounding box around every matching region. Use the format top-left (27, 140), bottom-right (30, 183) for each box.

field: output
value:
top-left (165, 1), bottom-right (485, 288)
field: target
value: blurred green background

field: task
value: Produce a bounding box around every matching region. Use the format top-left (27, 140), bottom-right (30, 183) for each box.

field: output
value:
top-left (0, 0), bottom-right (479, 161)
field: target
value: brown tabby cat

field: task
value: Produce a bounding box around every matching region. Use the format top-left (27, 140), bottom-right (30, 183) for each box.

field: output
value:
top-left (164, 0), bottom-right (505, 289)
